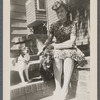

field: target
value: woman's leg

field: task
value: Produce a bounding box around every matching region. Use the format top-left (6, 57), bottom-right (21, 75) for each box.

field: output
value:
top-left (62, 58), bottom-right (74, 99)
top-left (53, 58), bottom-right (63, 94)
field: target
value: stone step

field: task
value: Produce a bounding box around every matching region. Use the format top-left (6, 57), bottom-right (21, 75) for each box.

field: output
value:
top-left (11, 78), bottom-right (89, 100)
top-left (78, 71), bottom-right (90, 82)
top-left (28, 56), bottom-right (90, 79)
top-left (11, 69), bottom-right (90, 100)
top-left (29, 59), bottom-right (41, 71)
top-left (10, 56), bottom-right (90, 85)
top-left (30, 55), bottom-right (40, 61)
top-left (76, 71), bottom-right (90, 99)
top-left (29, 56), bottom-right (90, 71)
top-left (10, 59), bottom-right (41, 86)
top-left (76, 92), bottom-right (90, 100)
top-left (10, 80), bottom-right (55, 100)
top-left (11, 70), bottom-right (90, 100)
top-left (10, 68), bottom-right (42, 86)
top-left (39, 96), bottom-right (89, 100)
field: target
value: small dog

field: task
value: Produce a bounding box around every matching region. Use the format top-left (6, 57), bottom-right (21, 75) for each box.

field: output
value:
top-left (12, 47), bottom-right (30, 84)
top-left (39, 45), bottom-right (54, 81)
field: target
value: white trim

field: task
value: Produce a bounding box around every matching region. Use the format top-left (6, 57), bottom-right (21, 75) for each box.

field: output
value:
top-left (36, 0), bottom-right (46, 11)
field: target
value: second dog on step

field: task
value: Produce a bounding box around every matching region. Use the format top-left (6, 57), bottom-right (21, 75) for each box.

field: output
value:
top-left (12, 47), bottom-right (31, 84)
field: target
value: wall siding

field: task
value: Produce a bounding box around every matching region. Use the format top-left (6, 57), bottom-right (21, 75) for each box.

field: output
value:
top-left (11, 19), bottom-right (27, 28)
top-left (11, 0), bottom-right (27, 6)
top-left (26, 0), bottom-right (36, 26)
top-left (46, 0), bottom-right (58, 30)
top-left (26, 0), bottom-right (46, 27)
top-left (11, 30), bottom-right (28, 35)
top-left (35, 0), bottom-right (46, 21)
top-left (10, 0), bottom-right (28, 51)
top-left (11, 12), bottom-right (26, 20)
top-left (11, 4), bottom-right (26, 13)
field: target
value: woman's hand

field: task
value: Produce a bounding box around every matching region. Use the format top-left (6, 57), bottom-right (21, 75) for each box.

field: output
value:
top-left (51, 43), bottom-right (56, 47)
top-left (51, 43), bottom-right (59, 49)
top-left (37, 45), bottom-right (47, 55)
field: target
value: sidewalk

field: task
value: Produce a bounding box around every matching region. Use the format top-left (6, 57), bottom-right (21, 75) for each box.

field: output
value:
top-left (39, 95), bottom-right (85, 100)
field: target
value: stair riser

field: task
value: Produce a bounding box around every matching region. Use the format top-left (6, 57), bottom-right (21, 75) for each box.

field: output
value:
top-left (11, 80), bottom-right (55, 100)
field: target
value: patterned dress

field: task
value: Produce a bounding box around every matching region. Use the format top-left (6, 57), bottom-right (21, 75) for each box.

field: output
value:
top-left (48, 20), bottom-right (85, 63)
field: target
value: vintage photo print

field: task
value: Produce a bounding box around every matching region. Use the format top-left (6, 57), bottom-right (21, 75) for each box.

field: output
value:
top-left (3, 0), bottom-right (97, 100)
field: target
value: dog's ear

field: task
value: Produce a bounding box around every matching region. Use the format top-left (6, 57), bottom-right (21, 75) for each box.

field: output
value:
top-left (26, 47), bottom-right (30, 54)
top-left (20, 50), bottom-right (25, 57)
top-left (12, 57), bottom-right (18, 66)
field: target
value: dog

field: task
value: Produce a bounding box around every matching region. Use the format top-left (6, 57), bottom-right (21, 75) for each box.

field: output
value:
top-left (12, 47), bottom-right (31, 84)
top-left (39, 45), bottom-right (54, 81)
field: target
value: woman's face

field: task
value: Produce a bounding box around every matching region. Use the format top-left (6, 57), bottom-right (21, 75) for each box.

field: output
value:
top-left (56, 6), bottom-right (67, 21)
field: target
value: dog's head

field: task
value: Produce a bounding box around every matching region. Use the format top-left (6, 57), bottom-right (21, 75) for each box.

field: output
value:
top-left (19, 47), bottom-right (30, 62)
top-left (42, 53), bottom-right (54, 70)
top-left (20, 47), bottom-right (30, 56)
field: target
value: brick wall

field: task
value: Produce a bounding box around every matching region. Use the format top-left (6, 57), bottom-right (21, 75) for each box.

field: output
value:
top-left (11, 80), bottom-right (55, 100)
top-left (26, 0), bottom-right (47, 27)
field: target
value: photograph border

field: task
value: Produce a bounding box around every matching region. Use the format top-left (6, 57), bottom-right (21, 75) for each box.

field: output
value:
top-left (3, 0), bottom-right (98, 100)
top-left (98, 0), bottom-right (100, 99)
top-left (0, 0), bottom-right (3, 100)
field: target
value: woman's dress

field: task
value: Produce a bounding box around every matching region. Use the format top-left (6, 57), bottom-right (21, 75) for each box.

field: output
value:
top-left (49, 20), bottom-right (85, 62)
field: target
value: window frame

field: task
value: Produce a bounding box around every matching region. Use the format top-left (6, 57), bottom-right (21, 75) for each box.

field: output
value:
top-left (37, 0), bottom-right (46, 11)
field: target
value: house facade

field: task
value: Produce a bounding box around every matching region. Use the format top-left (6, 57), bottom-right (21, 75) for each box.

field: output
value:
top-left (26, 0), bottom-right (47, 34)
top-left (10, 0), bottom-right (90, 56)
top-left (26, 0), bottom-right (90, 56)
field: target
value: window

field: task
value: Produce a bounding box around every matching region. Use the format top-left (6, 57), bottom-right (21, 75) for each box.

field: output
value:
top-left (37, 0), bottom-right (46, 11)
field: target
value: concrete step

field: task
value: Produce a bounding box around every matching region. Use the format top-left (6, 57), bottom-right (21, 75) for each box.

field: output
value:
top-left (29, 56), bottom-right (90, 72)
top-left (10, 56), bottom-right (90, 100)
top-left (39, 96), bottom-right (89, 100)
top-left (11, 80), bottom-right (55, 100)
top-left (76, 71), bottom-right (90, 100)
top-left (10, 56), bottom-right (90, 85)
top-left (10, 59), bottom-right (41, 85)
top-left (11, 68), bottom-right (90, 100)
top-left (30, 55), bottom-right (40, 61)
top-left (10, 68), bottom-right (41, 85)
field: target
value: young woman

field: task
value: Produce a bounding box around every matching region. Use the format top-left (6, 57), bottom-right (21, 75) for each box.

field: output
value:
top-left (40, 1), bottom-right (85, 100)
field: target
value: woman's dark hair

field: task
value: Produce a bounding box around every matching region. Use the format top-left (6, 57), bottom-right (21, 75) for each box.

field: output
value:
top-left (52, 1), bottom-right (69, 11)
top-left (52, 1), bottom-right (70, 20)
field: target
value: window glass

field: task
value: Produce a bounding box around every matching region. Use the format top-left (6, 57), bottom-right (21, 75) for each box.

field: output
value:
top-left (38, 0), bottom-right (45, 10)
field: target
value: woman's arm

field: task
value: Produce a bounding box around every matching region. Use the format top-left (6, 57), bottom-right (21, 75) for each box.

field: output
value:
top-left (38, 23), bottom-right (54, 55)
top-left (44, 34), bottom-right (54, 47)
top-left (38, 34), bottom-right (53, 55)
top-left (43, 23), bottom-right (55, 49)
top-left (54, 35), bottom-right (76, 49)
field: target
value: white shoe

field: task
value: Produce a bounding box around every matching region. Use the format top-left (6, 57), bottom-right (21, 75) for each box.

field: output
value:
top-left (51, 91), bottom-right (60, 100)
top-left (22, 82), bottom-right (28, 85)
top-left (59, 89), bottom-right (69, 100)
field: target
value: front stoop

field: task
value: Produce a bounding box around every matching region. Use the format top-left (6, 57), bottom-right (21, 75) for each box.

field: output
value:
top-left (10, 56), bottom-right (90, 100)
